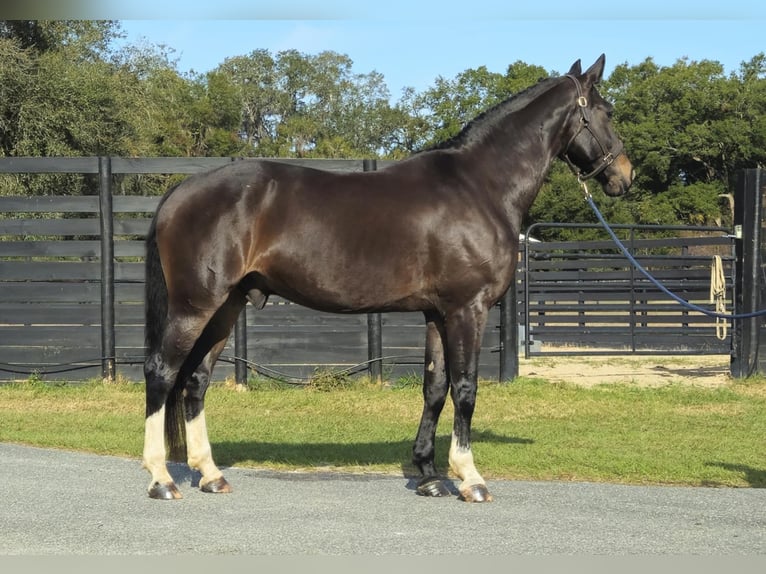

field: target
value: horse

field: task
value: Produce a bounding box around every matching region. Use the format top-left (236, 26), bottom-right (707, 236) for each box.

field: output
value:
top-left (142, 54), bottom-right (634, 502)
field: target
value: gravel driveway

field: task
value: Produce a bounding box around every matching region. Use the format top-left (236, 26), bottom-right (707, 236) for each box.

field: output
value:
top-left (0, 442), bottom-right (763, 555)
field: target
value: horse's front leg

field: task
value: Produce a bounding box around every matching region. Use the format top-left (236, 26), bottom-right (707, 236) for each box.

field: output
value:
top-left (445, 302), bottom-right (493, 503)
top-left (412, 311), bottom-right (451, 497)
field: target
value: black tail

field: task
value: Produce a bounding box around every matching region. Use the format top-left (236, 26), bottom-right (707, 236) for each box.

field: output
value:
top-left (144, 209), bottom-right (168, 358)
top-left (144, 189), bottom-right (186, 460)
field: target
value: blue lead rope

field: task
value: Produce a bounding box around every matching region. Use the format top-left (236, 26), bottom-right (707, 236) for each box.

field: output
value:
top-left (583, 185), bottom-right (766, 320)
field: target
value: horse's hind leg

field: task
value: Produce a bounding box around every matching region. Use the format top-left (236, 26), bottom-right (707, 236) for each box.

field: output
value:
top-left (182, 341), bottom-right (232, 494)
top-left (144, 365), bottom-right (182, 499)
top-left (182, 292), bottom-right (247, 494)
top-left (412, 311), bottom-right (451, 497)
top-left (144, 311), bottom-right (213, 500)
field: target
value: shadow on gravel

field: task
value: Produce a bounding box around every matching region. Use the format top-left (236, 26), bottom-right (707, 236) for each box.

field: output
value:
top-left (209, 430), bottom-right (533, 471)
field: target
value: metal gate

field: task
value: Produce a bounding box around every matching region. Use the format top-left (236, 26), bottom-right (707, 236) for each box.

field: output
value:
top-left (519, 222), bottom-right (736, 357)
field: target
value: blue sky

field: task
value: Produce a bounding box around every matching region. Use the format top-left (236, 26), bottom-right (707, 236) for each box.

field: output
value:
top-left (102, 1), bottom-right (766, 99)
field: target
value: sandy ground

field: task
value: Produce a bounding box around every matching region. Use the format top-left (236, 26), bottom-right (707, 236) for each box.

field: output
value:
top-left (517, 346), bottom-right (733, 388)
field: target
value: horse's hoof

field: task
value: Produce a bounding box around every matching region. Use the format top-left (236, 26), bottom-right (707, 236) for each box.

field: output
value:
top-left (148, 481), bottom-right (182, 500)
top-left (458, 483), bottom-right (493, 503)
top-left (416, 477), bottom-right (451, 497)
top-left (200, 476), bottom-right (232, 494)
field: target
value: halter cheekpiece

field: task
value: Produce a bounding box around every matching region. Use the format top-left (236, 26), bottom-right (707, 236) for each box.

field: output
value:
top-left (560, 74), bottom-right (623, 181)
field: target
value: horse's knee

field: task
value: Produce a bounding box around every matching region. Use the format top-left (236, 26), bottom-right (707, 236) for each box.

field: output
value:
top-left (144, 354), bottom-right (176, 415)
top-left (183, 369), bottom-right (211, 419)
top-left (450, 378), bottom-right (477, 416)
top-left (188, 365), bottom-right (211, 391)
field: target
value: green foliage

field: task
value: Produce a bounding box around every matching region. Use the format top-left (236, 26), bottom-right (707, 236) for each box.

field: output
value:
top-left (603, 54), bottom-right (766, 232)
top-left (214, 49), bottom-right (396, 158)
top-left (633, 181), bottom-right (726, 226)
top-left (306, 368), bottom-right (354, 392)
top-left (0, 37), bottom-right (33, 155)
top-left (0, 20), bottom-right (120, 60)
top-left (404, 60), bottom-right (549, 149)
top-left (389, 373), bottom-right (423, 389)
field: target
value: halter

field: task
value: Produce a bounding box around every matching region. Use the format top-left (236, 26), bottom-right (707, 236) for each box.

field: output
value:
top-left (560, 74), bottom-right (623, 181)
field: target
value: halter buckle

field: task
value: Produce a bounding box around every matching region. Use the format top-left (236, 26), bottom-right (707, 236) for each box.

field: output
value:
top-left (577, 96), bottom-right (588, 107)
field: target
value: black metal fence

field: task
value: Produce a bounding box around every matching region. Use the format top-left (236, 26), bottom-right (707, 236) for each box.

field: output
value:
top-left (521, 223), bottom-right (735, 356)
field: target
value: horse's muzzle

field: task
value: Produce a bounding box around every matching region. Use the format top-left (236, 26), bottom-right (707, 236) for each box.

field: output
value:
top-left (602, 154), bottom-right (634, 197)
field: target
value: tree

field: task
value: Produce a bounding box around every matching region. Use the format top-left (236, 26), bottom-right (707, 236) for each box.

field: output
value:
top-left (603, 56), bottom-right (766, 227)
top-left (0, 21), bottom-right (138, 196)
top-left (0, 20), bottom-right (121, 61)
top-left (385, 86), bottom-right (433, 157)
top-left (216, 49), bottom-right (398, 158)
top-left (407, 61), bottom-right (549, 149)
top-left (0, 37), bottom-right (33, 157)
top-left (0, 21), bottom-right (131, 158)
top-left (216, 49), bottom-right (283, 152)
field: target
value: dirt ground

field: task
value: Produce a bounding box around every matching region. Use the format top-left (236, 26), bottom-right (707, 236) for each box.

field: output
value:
top-left (517, 346), bottom-right (734, 388)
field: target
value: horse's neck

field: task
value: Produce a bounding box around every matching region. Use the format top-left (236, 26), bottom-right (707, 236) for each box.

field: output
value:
top-left (461, 86), bottom-right (573, 227)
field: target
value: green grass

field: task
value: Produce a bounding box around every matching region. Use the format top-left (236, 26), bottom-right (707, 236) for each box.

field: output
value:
top-left (1, 375), bottom-right (765, 487)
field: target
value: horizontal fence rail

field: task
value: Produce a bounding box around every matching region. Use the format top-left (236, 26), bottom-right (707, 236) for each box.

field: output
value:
top-left (522, 222), bottom-right (736, 357)
top-left (0, 157), bottom-right (735, 383)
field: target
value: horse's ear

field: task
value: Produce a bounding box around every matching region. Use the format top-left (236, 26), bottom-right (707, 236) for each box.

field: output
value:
top-left (567, 59), bottom-right (582, 75)
top-left (583, 53), bottom-right (606, 85)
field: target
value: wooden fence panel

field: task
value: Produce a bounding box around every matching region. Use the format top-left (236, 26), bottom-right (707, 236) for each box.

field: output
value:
top-left (0, 187), bottom-right (105, 380)
top-left (0, 240), bottom-right (101, 258)
top-left (0, 196), bottom-right (100, 212)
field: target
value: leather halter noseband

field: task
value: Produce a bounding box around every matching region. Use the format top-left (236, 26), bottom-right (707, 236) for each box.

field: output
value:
top-left (560, 74), bottom-right (623, 181)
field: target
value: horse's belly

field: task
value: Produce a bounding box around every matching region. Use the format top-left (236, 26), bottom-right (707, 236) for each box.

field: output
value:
top-left (262, 265), bottom-right (431, 314)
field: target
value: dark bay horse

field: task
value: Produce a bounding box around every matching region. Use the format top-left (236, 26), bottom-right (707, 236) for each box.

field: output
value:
top-left (142, 54), bottom-right (634, 502)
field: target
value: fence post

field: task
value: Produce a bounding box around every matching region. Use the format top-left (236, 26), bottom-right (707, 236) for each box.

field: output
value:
top-left (731, 168), bottom-right (765, 378)
top-left (234, 311), bottom-right (248, 385)
top-left (499, 278), bottom-right (519, 382)
top-left (363, 159), bottom-right (384, 382)
top-left (98, 157), bottom-right (116, 381)
top-left (228, 156), bottom-right (249, 386)
top-left (367, 312), bottom-right (383, 382)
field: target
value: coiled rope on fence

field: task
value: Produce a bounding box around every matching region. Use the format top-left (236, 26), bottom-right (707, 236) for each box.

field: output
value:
top-left (710, 255), bottom-right (728, 340)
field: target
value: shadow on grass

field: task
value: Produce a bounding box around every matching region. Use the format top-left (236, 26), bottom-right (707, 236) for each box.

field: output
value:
top-left (704, 462), bottom-right (766, 488)
top-left (209, 430), bottom-right (533, 474)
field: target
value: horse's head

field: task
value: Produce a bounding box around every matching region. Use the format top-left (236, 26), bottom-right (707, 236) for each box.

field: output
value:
top-left (559, 54), bottom-right (634, 197)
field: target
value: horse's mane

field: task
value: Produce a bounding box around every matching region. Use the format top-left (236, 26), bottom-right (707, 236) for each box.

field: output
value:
top-left (422, 74), bottom-right (563, 152)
